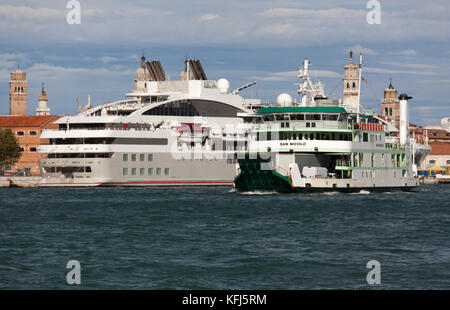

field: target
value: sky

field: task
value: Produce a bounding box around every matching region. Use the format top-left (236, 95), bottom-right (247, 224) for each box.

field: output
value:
top-left (0, 0), bottom-right (449, 126)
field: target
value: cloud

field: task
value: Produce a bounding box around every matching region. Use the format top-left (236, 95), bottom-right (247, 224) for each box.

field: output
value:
top-left (388, 49), bottom-right (418, 56)
top-left (345, 45), bottom-right (378, 56)
top-left (200, 14), bottom-right (220, 21)
top-left (251, 69), bottom-right (340, 81)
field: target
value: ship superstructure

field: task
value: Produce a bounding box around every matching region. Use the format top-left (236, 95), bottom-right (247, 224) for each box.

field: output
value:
top-left (234, 56), bottom-right (419, 192)
top-left (38, 57), bottom-right (261, 186)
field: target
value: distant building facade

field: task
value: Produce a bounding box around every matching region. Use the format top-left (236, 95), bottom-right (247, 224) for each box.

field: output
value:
top-left (0, 116), bottom-right (60, 176)
top-left (9, 65), bottom-right (28, 116)
top-left (421, 118), bottom-right (450, 170)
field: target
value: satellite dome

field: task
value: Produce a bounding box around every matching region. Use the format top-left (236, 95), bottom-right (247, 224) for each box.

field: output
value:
top-left (217, 78), bottom-right (230, 94)
top-left (276, 93), bottom-right (293, 106)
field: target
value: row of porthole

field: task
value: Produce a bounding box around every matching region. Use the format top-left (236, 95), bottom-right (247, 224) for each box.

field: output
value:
top-left (123, 167), bottom-right (169, 176)
top-left (123, 153), bottom-right (153, 162)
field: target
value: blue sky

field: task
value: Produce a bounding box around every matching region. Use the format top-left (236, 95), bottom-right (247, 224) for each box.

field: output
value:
top-left (0, 0), bottom-right (449, 126)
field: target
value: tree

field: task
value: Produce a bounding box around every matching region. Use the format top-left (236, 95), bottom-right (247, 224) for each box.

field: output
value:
top-left (0, 128), bottom-right (22, 172)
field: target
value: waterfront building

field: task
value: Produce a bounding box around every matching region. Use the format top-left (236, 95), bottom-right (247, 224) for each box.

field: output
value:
top-left (0, 116), bottom-right (60, 176)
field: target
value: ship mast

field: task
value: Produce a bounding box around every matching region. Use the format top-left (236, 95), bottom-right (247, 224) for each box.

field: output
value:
top-left (356, 53), bottom-right (362, 123)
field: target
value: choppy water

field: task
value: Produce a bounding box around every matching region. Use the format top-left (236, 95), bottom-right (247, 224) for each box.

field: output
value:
top-left (0, 184), bottom-right (449, 289)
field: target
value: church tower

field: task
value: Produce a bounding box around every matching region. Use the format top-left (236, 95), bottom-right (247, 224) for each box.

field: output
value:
top-left (9, 65), bottom-right (28, 115)
top-left (342, 51), bottom-right (359, 113)
top-left (381, 79), bottom-right (400, 126)
top-left (36, 83), bottom-right (51, 116)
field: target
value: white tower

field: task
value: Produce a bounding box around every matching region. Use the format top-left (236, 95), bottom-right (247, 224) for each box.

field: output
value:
top-left (36, 83), bottom-right (51, 116)
top-left (342, 51), bottom-right (360, 113)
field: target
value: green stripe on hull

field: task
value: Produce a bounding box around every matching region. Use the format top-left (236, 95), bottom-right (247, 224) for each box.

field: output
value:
top-left (234, 157), bottom-right (292, 192)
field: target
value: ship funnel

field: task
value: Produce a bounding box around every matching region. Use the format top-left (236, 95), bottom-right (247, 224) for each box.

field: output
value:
top-left (399, 93), bottom-right (412, 146)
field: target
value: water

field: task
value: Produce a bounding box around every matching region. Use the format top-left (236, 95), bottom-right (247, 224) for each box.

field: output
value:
top-left (0, 184), bottom-right (449, 289)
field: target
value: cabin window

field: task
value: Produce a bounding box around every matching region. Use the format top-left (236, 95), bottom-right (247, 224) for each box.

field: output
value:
top-left (363, 133), bottom-right (368, 142)
top-left (30, 131), bottom-right (37, 136)
top-left (29, 147), bottom-right (37, 152)
top-left (322, 114), bottom-right (338, 121)
top-left (311, 123), bottom-right (316, 128)
top-left (429, 160), bottom-right (436, 164)
top-left (17, 131), bottom-right (24, 136)
top-left (306, 122), bottom-right (310, 128)
top-left (263, 115), bottom-right (275, 121)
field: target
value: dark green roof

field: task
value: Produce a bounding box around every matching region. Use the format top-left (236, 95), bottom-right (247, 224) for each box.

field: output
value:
top-left (258, 106), bottom-right (347, 114)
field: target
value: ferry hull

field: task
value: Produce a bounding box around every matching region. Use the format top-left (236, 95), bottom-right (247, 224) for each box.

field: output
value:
top-left (234, 157), bottom-right (419, 193)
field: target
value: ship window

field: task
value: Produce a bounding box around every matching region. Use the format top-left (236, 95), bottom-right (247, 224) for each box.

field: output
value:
top-left (132, 168), bottom-right (136, 176)
top-left (17, 131), bottom-right (24, 136)
top-left (165, 168), bottom-right (169, 176)
top-left (285, 122), bottom-right (290, 128)
top-left (298, 133), bottom-right (303, 140)
top-left (132, 154), bottom-right (136, 161)
top-left (86, 167), bottom-right (92, 173)
top-left (148, 168), bottom-right (153, 175)
top-left (140, 154), bottom-right (145, 161)
top-left (447, 160), bottom-right (450, 165)
top-left (263, 115), bottom-right (275, 121)
top-left (148, 154), bottom-right (153, 161)
top-left (322, 114), bottom-right (338, 121)
top-left (156, 168), bottom-right (161, 176)
top-left (310, 133), bottom-right (314, 140)
top-left (29, 147), bottom-right (37, 152)
top-left (281, 122), bottom-right (285, 128)
top-left (363, 133), bottom-right (368, 142)
top-left (30, 131), bottom-right (37, 136)
top-left (275, 114), bottom-right (283, 121)
top-left (311, 123), bottom-right (316, 128)
top-left (123, 154), bottom-right (128, 161)
top-left (306, 122), bottom-right (310, 128)
top-left (293, 133), bottom-right (297, 140)
top-left (429, 160), bottom-right (436, 164)
top-left (123, 168), bottom-right (128, 176)
top-left (140, 168), bottom-right (145, 176)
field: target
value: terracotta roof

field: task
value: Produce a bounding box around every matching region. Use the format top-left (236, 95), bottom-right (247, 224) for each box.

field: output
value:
top-left (427, 129), bottom-right (450, 140)
top-left (0, 115), bottom-right (60, 128)
top-left (429, 143), bottom-right (450, 155)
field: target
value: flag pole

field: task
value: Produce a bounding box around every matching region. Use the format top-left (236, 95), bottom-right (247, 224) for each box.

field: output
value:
top-left (357, 53), bottom-right (363, 124)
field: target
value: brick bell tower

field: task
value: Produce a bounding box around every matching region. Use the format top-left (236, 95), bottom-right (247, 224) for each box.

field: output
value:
top-left (9, 65), bottom-right (28, 115)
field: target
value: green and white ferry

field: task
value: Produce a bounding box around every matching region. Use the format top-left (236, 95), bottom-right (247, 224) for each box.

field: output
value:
top-left (234, 58), bottom-right (419, 192)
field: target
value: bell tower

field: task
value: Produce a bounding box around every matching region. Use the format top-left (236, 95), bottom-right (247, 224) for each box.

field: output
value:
top-left (381, 79), bottom-right (400, 126)
top-left (342, 51), bottom-right (359, 113)
top-left (9, 65), bottom-right (28, 115)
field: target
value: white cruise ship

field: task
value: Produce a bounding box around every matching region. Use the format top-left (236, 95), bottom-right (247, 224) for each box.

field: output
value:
top-left (38, 57), bottom-right (261, 186)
